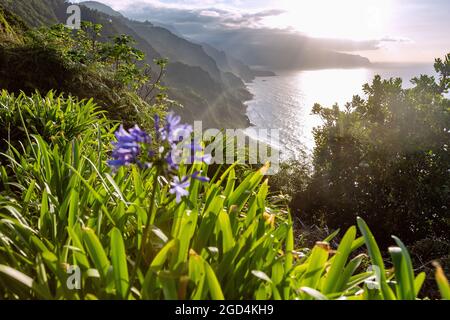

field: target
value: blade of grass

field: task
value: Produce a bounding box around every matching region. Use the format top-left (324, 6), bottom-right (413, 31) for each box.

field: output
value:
top-left (110, 228), bottom-right (129, 299)
top-left (357, 217), bottom-right (396, 300)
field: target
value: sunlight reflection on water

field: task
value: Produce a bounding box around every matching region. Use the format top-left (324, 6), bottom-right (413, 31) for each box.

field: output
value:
top-left (244, 64), bottom-right (437, 160)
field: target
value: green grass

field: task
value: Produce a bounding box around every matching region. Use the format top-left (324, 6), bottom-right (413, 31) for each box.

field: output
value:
top-left (0, 91), bottom-right (448, 300)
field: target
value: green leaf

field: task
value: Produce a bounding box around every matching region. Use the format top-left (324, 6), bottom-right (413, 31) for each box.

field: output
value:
top-left (194, 195), bottom-right (224, 251)
top-left (150, 239), bottom-right (178, 271)
top-left (301, 287), bottom-right (329, 300)
top-left (216, 210), bottom-right (236, 254)
top-left (322, 226), bottom-right (356, 294)
top-left (414, 272), bottom-right (426, 297)
top-left (189, 252), bottom-right (207, 300)
top-left (82, 228), bottom-right (110, 280)
top-left (392, 236), bottom-right (416, 299)
top-left (252, 270), bottom-right (273, 283)
top-left (335, 254), bottom-right (366, 292)
top-left (0, 265), bottom-right (52, 299)
top-left (301, 244), bottom-right (329, 293)
top-left (110, 228), bottom-right (129, 299)
top-left (175, 210), bottom-right (198, 267)
top-left (23, 179), bottom-right (36, 204)
top-left (357, 217), bottom-right (396, 300)
top-left (434, 262), bottom-right (450, 300)
top-left (323, 229), bottom-right (340, 243)
top-left (204, 261), bottom-right (224, 300)
top-left (227, 164), bottom-right (268, 211)
top-left (389, 247), bottom-right (408, 299)
top-left (67, 226), bottom-right (90, 269)
top-left (68, 188), bottom-right (79, 229)
top-left (223, 168), bottom-right (236, 198)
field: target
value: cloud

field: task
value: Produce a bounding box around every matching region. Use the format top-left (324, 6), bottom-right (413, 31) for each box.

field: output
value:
top-left (77, 0), bottom-right (387, 67)
top-left (199, 10), bottom-right (220, 18)
top-left (379, 36), bottom-right (413, 43)
top-left (74, 0), bottom-right (450, 63)
top-left (91, 0), bottom-right (396, 52)
top-left (221, 9), bottom-right (285, 28)
top-left (76, 0), bottom-right (257, 12)
top-left (118, 2), bottom-right (382, 52)
top-left (118, 2), bottom-right (285, 30)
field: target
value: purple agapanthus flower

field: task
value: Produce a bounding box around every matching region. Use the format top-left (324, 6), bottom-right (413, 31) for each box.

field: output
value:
top-left (108, 125), bottom-right (141, 169)
top-left (114, 125), bottom-right (137, 143)
top-left (159, 113), bottom-right (193, 144)
top-left (108, 113), bottom-right (212, 203)
top-left (129, 125), bottom-right (151, 144)
top-left (165, 148), bottom-right (181, 170)
top-left (187, 140), bottom-right (212, 164)
top-left (170, 176), bottom-right (191, 203)
top-left (189, 140), bottom-right (203, 152)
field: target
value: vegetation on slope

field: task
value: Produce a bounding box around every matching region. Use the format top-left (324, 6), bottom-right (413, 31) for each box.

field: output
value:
top-left (1, 0), bottom-right (253, 129)
top-left (0, 3), bottom-right (448, 301)
top-left (0, 20), bottom-right (168, 129)
top-left (271, 54), bottom-right (450, 297)
top-left (0, 91), bottom-right (449, 300)
top-left (0, 0), bottom-right (63, 27)
top-left (290, 54), bottom-right (450, 245)
top-left (81, 0), bottom-right (253, 128)
top-left (0, 4), bottom-right (27, 43)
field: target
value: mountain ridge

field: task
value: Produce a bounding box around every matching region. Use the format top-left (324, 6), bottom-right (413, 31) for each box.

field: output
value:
top-left (81, 1), bottom-right (274, 83)
top-left (201, 43), bottom-right (275, 82)
top-left (118, 3), bottom-right (373, 70)
top-left (0, 0), bottom-right (253, 129)
top-left (79, 0), bottom-right (255, 128)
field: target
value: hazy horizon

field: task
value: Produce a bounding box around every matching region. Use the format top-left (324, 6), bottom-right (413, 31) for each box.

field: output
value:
top-left (72, 0), bottom-right (450, 64)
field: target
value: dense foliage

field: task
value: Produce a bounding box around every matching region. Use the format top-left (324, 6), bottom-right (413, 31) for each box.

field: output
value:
top-left (0, 5), bottom-right (27, 43)
top-left (0, 91), bottom-right (448, 300)
top-left (284, 55), bottom-right (450, 247)
top-left (0, 19), bottom-right (168, 129)
top-left (1, 0), bottom-right (255, 129)
top-left (268, 56), bottom-right (450, 297)
top-left (0, 0), bottom-right (66, 27)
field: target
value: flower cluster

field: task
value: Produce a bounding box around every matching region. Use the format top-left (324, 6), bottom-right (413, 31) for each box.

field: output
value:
top-left (108, 125), bottom-right (151, 169)
top-left (108, 113), bottom-right (211, 203)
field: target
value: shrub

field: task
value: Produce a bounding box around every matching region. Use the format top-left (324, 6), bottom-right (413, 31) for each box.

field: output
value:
top-left (294, 54), bottom-right (450, 246)
top-left (0, 90), bottom-right (104, 149)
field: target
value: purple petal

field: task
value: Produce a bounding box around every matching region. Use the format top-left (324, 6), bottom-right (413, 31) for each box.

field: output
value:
top-left (192, 171), bottom-right (210, 183)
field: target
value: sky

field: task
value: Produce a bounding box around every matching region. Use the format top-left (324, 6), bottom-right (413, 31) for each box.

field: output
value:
top-left (73, 0), bottom-right (450, 63)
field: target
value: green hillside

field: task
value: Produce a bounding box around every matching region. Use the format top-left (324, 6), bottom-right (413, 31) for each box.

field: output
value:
top-left (0, 0), bottom-right (251, 128)
top-left (0, 4), bottom-right (27, 42)
top-left (0, 1), bottom-right (448, 302)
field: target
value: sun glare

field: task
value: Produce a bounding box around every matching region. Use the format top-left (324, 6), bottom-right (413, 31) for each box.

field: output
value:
top-left (268, 0), bottom-right (393, 41)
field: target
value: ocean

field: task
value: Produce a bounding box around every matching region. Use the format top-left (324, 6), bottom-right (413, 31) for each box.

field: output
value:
top-left (244, 63), bottom-right (439, 160)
